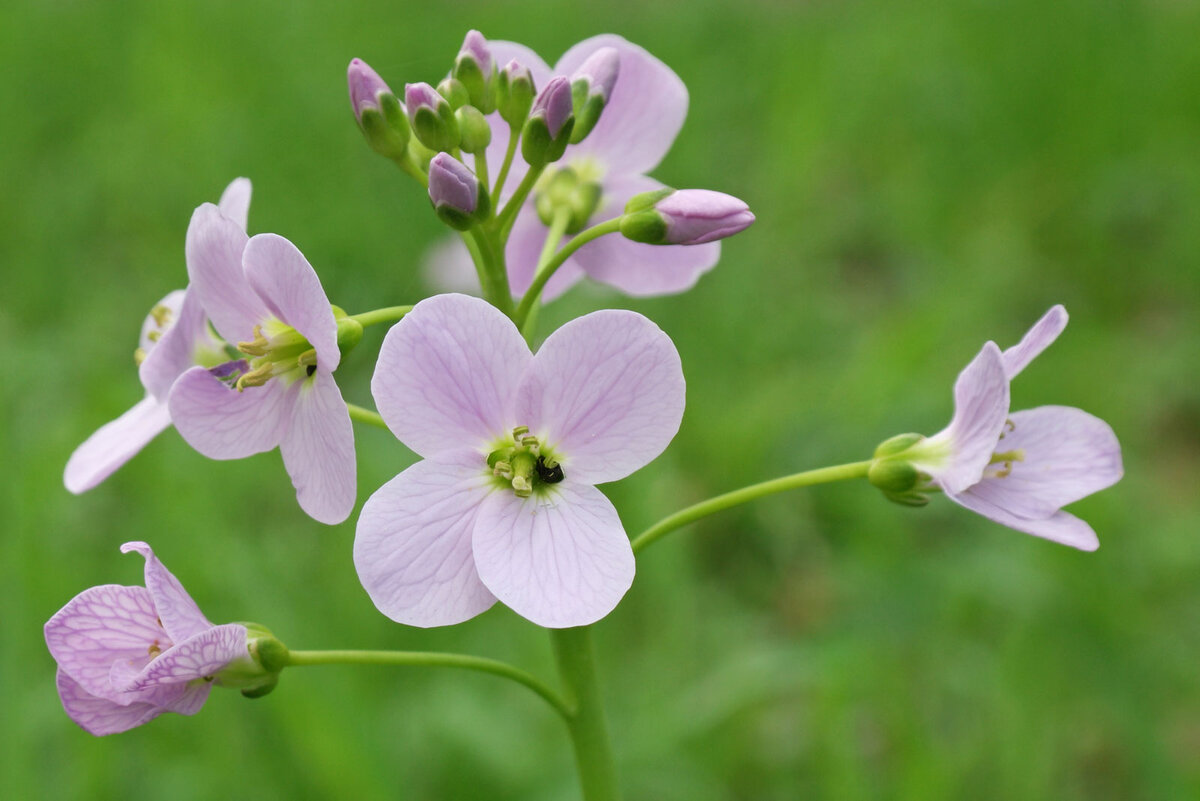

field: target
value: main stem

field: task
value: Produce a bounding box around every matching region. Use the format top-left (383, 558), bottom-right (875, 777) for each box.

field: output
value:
top-left (550, 627), bottom-right (621, 801)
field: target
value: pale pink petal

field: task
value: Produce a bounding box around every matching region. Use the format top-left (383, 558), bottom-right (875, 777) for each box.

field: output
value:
top-left (505, 204), bottom-right (587, 300)
top-left (158, 681), bottom-right (213, 715)
top-left (168, 364), bottom-right (288, 459)
top-left (64, 397), bottom-right (172, 494)
top-left (473, 482), bottom-right (635, 628)
top-left (138, 289), bottom-right (186, 354)
top-left (556, 35), bottom-right (687, 175)
top-left (120, 624), bottom-right (248, 690)
top-left (119, 542), bottom-right (211, 642)
top-left (243, 233), bottom-right (340, 372)
top-left (515, 309), bottom-right (684, 484)
top-left (45, 585), bottom-right (165, 699)
top-left (1001, 305), bottom-right (1068, 379)
top-left (55, 669), bottom-right (163, 736)
top-left (139, 289), bottom-right (213, 401)
top-left (217, 177), bottom-right (252, 232)
top-left (918, 342), bottom-right (1010, 495)
top-left (946, 491), bottom-right (1100, 551)
top-left (184, 203), bottom-right (264, 344)
top-left (278, 371), bottom-right (356, 525)
top-left (371, 293), bottom-right (531, 457)
top-left (354, 452), bottom-right (497, 627)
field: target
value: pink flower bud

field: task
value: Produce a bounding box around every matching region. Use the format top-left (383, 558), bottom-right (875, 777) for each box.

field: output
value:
top-left (347, 58), bottom-right (393, 122)
top-left (656, 190), bottom-right (755, 244)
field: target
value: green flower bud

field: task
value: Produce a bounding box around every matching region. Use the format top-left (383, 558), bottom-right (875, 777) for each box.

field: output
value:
top-left (437, 77), bottom-right (470, 111)
top-left (497, 59), bottom-right (535, 130)
top-left (535, 167), bottom-right (603, 234)
top-left (336, 316), bottom-right (364, 353)
top-left (453, 30), bottom-right (497, 113)
top-left (868, 458), bottom-right (921, 494)
top-left (406, 82), bottom-right (460, 153)
top-left (873, 432), bottom-right (925, 459)
top-left (456, 106), bottom-right (492, 154)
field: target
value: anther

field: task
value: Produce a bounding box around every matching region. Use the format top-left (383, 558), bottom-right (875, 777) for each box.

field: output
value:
top-left (134, 347), bottom-right (147, 365)
top-left (235, 363), bottom-right (274, 391)
top-left (237, 325), bottom-right (272, 357)
top-left (297, 349), bottom-right (318, 368)
top-left (512, 476), bottom-right (533, 497)
top-left (150, 305), bottom-right (173, 328)
top-left (512, 425), bottom-right (530, 440)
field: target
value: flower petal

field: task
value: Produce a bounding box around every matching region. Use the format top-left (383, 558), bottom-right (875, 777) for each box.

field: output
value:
top-left (217, 177), bottom-right (252, 232)
top-left (138, 289), bottom-right (186, 354)
top-left (371, 293), bottom-right (531, 457)
top-left (45, 585), bottom-right (164, 699)
top-left (168, 364), bottom-right (288, 459)
top-left (515, 309), bottom-right (685, 483)
top-left (556, 35), bottom-right (688, 175)
top-left (119, 542), bottom-right (212, 643)
top-left (917, 342), bottom-right (1010, 495)
top-left (243, 233), bottom-right (340, 372)
top-left (505, 204), bottom-right (587, 300)
top-left (473, 482), bottom-right (635, 628)
top-left (64, 397), bottom-right (172, 494)
top-left (957, 405), bottom-right (1123, 518)
top-left (946, 491), bottom-right (1100, 551)
top-left (139, 289), bottom-right (214, 401)
top-left (278, 371), bottom-right (356, 525)
top-left (184, 203), bottom-right (265, 344)
top-left (354, 452), bottom-right (496, 627)
top-left (55, 669), bottom-right (163, 736)
top-left (120, 623), bottom-right (248, 691)
top-left (1001, 305), bottom-right (1067, 379)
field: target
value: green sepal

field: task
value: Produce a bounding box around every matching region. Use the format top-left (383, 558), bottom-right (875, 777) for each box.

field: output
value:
top-left (535, 167), bottom-right (602, 234)
top-left (437, 77), bottom-right (470, 111)
top-left (336, 317), bottom-right (364, 353)
top-left (453, 56), bottom-right (495, 113)
top-left (456, 106), bottom-right (492, 154)
top-left (213, 623), bottom-right (289, 697)
top-left (569, 90), bottom-right (605, 144)
top-left (521, 116), bottom-right (575, 167)
top-left (434, 185), bottom-right (491, 231)
top-left (883, 490), bottom-right (931, 507)
top-left (624, 188), bottom-right (675, 214)
top-left (868, 458), bottom-right (920, 494)
top-left (497, 70), bottom-right (535, 129)
top-left (359, 102), bottom-right (410, 161)
top-left (873, 432), bottom-right (924, 458)
top-left (412, 103), bottom-right (460, 153)
top-left (619, 210), bottom-right (668, 244)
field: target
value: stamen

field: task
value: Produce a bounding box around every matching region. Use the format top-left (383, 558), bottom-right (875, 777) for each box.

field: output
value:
top-left (235, 362), bottom-right (275, 391)
top-left (147, 330), bottom-right (161, 343)
top-left (512, 475), bottom-right (533, 497)
top-left (237, 325), bottom-right (272, 357)
top-left (134, 347), bottom-right (148, 365)
top-left (148, 642), bottom-right (162, 657)
top-left (150, 304), bottom-right (173, 327)
top-left (512, 425), bottom-right (530, 439)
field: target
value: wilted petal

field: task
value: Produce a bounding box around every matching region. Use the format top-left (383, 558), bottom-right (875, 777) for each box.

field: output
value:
top-left (217, 177), bottom-right (252, 232)
top-left (55, 669), bottom-right (163, 736)
top-left (1002, 305), bottom-right (1068, 379)
top-left (184, 204), bottom-right (264, 344)
top-left (64, 397), bottom-right (172, 494)
top-left (168, 364), bottom-right (288, 459)
top-left (139, 289), bottom-right (213, 401)
top-left (946, 491), bottom-right (1100, 551)
top-left (354, 451), bottom-right (496, 627)
top-left (119, 542), bottom-right (211, 642)
top-left (278, 371), bottom-right (356, 525)
top-left (372, 294), bottom-right (531, 457)
top-left (473, 481), bottom-right (635, 628)
top-left (515, 309), bottom-right (684, 484)
top-left (120, 623), bottom-right (248, 690)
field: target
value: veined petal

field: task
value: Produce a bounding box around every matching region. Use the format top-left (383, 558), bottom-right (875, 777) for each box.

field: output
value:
top-left (505, 205), bottom-right (587, 301)
top-left (139, 289), bottom-right (214, 401)
top-left (1002, 305), bottom-right (1068, 379)
top-left (917, 342), bottom-right (1010, 495)
top-left (946, 491), bottom-right (1100, 551)
top-left (217, 177), bottom-right (252, 232)
top-left (55, 669), bottom-right (163, 736)
top-left (119, 624), bottom-right (248, 691)
top-left (64, 397), bottom-right (172, 494)
top-left (515, 309), bottom-right (684, 484)
top-left (278, 371), bottom-right (356, 525)
top-left (354, 452), bottom-right (497, 627)
top-left (45, 585), bottom-right (165, 700)
top-left (371, 294), bottom-right (531, 457)
top-left (168, 364), bottom-right (288, 460)
top-left (473, 481), bottom-right (635, 628)
top-left (184, 203), bottom-right (265, 344)
top-left (959, 405), bottom-right (1123, 518)
top-left (119, 542), bottom-right (212, 642)
top-left (243, 234), bottom-right (340, 372)
top-left (556, 35), bottom-right (688, 175)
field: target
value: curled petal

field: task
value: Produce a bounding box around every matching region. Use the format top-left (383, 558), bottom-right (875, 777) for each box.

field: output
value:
top-left (1002, 305), bottom-right (1068, 379)
top-left (64, 397), bottom-right (171, 494)
top-left (278, 372), bottom-right (356, 525)
top-left (118, 623), bottom-right (248, 691)
top-left (168, 364), bottom-right (289, 460)
top-left (55, 669), bottom-right (163, 736)
top-left (473, 482), bottom-right (635, 628)
top-left (946, 491), bottom-right (1100, 551)
top-left (139, 289), bottom-right (213, 401)
top-left (184, 204), bottom-right (264, 344)
top-left (217, 177), bottom-right (252, 232)
top-left (354, 452), bottom-right (496, 627)
top-left (119, 542), bottom-right (211, 643)
top-left (516, 309), bottom-right (684, 484)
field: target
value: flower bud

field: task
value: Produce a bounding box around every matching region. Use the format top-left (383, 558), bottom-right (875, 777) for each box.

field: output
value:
top-left (569, 47), bottom-right (620, 144)
top-left (347, 59), bottom-right (410, 160)
top-left (453, 29), bottom-right (496, 113)
top-left (213, 622), bottom-right (289, 699)
top-left (535, 167), bottom-right (602, 234)
top-left (437, 77), bottom-right (470, 110)
top-left (497, 59), bottom-right (536, 129)
top-left (873, 432), bottom-right (925, 459)
top-left (428, 152), bottom-right (490, 230)
top-left (456, 106), bottom-right (492, 154)
top-left (620, 189), bottom-right (755, 245)
top-left (521, 77), bottom-right (575, 167)
top-left (406, 82), bottom-right (460, 153)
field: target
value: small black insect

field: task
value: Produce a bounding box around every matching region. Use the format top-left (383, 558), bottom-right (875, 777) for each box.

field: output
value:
top-left (535, 456), bottom-right (564, 484)
top-left (306, 364), bottom-right (317, 377)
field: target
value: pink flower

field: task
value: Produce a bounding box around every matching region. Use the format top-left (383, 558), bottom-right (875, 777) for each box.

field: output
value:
top-left (166, 205), bottom-right (355, 524)
top-left (354, 293), bottom-right (685, 628)
top-left (44, 542), bottom-right (249, 736)
top-left (63, 179), bottom-right (250, 493)
top-left (905, 306), bottom-right (1123, 549)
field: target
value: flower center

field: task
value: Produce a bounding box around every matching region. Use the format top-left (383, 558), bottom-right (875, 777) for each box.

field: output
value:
top-left (487, 426), bottom-right (565, 498)
top-left (534, 162), bottom-right (605, 234)
top-left (231, 320), bottom-right (318, 391)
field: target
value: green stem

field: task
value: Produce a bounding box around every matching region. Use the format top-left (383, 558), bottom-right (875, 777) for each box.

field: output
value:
top-left (550, 627), bottom-right (621, 801)
top-left (496, 164), bottom-right (545, 240)
top-left (345, 403), bottom-right (388, 430)
top-left (392, 155), bottom-right (428, 188)
top-left (468, 227), bottom-right (515, 317)
top-left (474, 151), bottom-right (490, 197)
top-left (631, 460), bottom-right (874, 555)
top-left (514, 218), bottom-right (622, 328)
top-left (492, 125), bottom-right (521, 202)
top-left (347, 305), bottom-right (413, 328)
top-left (285, 649), bottom-right (570, 721)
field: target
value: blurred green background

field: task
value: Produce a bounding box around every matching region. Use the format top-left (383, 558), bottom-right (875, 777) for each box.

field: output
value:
top-left (3, 0), bottom-right (1198, 798)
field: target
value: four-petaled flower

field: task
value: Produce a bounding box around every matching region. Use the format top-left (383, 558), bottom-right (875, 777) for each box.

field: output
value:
top-left (44, 542), bottom-right (249, 736)
top-left (354, 293), bottom-right (685, 628)
top-left (167, 204), bottom-right (356, 524)
top-left (909, 306), bottom-right (1123, 549)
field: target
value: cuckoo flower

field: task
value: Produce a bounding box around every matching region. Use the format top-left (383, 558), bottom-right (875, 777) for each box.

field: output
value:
top-left (893, 306), bottom-right (1123, 550)
top-left (44, 542), bottom-right (250, 736)
top-left (167, 206), bottom-right (355, 524)
top-left (64, 179), bottom-right (250, 494)
top-left (355, 293), bottom-right (684, 628)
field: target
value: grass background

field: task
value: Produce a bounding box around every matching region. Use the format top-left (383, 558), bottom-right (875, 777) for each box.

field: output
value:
top-left (3, 0), bottom-right (1198, 798)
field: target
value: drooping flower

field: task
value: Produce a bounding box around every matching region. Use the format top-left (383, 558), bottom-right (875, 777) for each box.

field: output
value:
top-left (355, 293), bottom-right (685, 628)
top-left (166, 206), bottom-right (356, 524)
top-left (64, 178), bottom-right (250, 494)
top-left (882, 306), bottom-right (1123, 549)
top-left (44, 542), bottom-right (251, 736)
